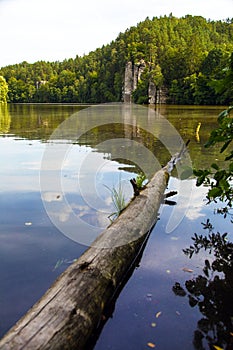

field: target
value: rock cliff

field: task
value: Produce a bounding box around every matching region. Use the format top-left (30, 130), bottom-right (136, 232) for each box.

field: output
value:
top-left (123, 60), bottom-right (167, 104)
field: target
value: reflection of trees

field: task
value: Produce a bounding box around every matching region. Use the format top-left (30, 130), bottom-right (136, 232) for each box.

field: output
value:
top-left (79, 123), bottom-right (169, 178)
top-left (0, 104), bottom-right (11, 133)
top-left (0, 104), bottom-right (225, 171)
top-left (173, 221), bottom-right (233, 349)
top-left (6, 104), bottom-right (84, 141)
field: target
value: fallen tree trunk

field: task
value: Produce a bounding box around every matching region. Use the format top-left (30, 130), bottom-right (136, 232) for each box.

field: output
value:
top-left (0, 167), bottom-right (169, 350)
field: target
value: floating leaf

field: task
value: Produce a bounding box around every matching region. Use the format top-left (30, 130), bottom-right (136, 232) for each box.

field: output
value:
top-left (208, 187), bottom-right (222, 199)
top-left (147, 342), bottom-right (156, 348)
top-left (182, 267), bottom-right (193, 273)
top-left (155, 311), bottom-right (162, 318)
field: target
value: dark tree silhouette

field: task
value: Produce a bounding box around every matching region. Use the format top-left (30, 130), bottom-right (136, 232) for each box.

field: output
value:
top-left (173, 221), bottom-right (233, 349)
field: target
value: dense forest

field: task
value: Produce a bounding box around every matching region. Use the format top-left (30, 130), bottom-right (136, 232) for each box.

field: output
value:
top-left (0, 15), bottom-right (233, 105)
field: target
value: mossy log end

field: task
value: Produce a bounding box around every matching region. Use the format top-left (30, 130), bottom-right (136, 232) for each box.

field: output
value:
top-left (0, 168), bottom-right (169, 350)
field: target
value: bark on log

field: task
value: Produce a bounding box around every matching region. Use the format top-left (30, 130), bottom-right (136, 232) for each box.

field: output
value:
top-left (0, 168), bottom-right (169, 350)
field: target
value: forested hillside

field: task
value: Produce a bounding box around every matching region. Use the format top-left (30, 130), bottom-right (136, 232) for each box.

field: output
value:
top-left (0, 15), bottom-right (232, 104)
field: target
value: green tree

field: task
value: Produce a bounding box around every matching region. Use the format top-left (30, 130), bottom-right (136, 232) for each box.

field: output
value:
top-left (149, 64), bottom-right (163, 88)
top-left (211, 52), bottom-right (233, 105)
top-left (0, 15), bottom-right (233, 104)
top-left (194, 106), bottom-right (233, 207)
top-left (132, 68), bottom-right (149, 104)
top-left (173, 106), bottom-right (233, 350)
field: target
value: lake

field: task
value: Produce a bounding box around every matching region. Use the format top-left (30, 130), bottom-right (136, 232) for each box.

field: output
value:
top-left (0, 103), bottom-right (231, 349)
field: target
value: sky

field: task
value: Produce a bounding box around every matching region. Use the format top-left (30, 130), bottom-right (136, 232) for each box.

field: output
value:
top-left (0, 0), bottom-right (232, 68)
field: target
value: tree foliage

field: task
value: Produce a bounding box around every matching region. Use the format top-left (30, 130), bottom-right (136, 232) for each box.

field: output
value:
top-left (194, 106), bottom-right (233, 207)
top-left (173, 105), bottom-right (233, 349)
top-left (0, 15), bottom-right (233, 104)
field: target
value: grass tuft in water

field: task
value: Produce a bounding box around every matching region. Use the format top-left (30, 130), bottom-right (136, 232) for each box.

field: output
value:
top-left (104, 179), bottom-right (127, 222)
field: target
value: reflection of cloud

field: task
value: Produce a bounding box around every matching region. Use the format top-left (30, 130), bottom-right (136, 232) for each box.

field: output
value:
top-left (58, 207), bottom-right (72, 223)
top-left (104, 195), bottom-right (112, 206)
top-left (46, 196), bottom-right (110, 230)
top-left (50, 202), bottom-right (91, 223)
top-left (48, 202), bottom-right (92, 223)
top-left (164, 178), bottom-right (208, 234)
top-left (41, 192), bottom-right (63, 202)
top-left (96, 211), bottom-right (110, 228)
top-left (178, 181), bottom-right (207, 221)
top-left (185, 206), bottom-right (205, 221)
top-left (140, 179), bottom-right (219, 273)
top-left (21, 161), bottom-right (40, 170)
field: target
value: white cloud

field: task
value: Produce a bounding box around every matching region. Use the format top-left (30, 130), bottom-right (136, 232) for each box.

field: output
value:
top-left (0, 0), bottom-right (232, 67)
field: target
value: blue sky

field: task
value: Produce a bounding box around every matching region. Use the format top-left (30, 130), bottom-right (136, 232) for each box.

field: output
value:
top-left (0, 0), bottom-right (232, 67)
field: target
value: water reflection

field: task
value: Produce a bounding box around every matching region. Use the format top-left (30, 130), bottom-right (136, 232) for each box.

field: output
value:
top-left (0, 190), bottom-right (87, 337)
top-left (39, 103), bottom-right (194, 245)
top-left (0, 104), bottom-right (229, 346)
top-left (94, 178), bottom-right (231, 350)
top-left (0, 104), bottom-right (86, 140)
top-left (173, 220), bottom-right (233, 350)
top-left (0, 103), bottom-right (226, 168)
top-left (0, 104), bottom-right (11, 133)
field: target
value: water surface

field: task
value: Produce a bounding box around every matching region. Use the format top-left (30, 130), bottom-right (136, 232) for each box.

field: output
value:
top-left (0, 103), bottom-right (231, 349)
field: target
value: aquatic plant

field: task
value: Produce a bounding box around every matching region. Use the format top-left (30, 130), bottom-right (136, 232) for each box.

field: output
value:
top-left (135, 172), bottom-right (148, 190)
top-left (105, 180), bottom-right (127, 221)
top-left (130, 173), bottom-right (148, 196)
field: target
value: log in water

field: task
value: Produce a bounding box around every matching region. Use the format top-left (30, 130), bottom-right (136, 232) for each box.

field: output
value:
top-left (0, 168), bottom-right (169, 350)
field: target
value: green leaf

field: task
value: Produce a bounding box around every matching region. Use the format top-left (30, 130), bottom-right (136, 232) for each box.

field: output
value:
top-left (211, 163), bottom-right (219, 170)
top-left (208, 187), bottom-right (222, 199)
top-left (217, 109), bottom-right (228, 123)
top-left (196, 176), bottom-right (205, 187)
top-left (220, 139), bottom-right (232, 153)
top-left (225, 151), bottom-right (233, 161)
top-left (229, 163), bottom-right (233, 172)
top-left (219, 179), bottom-right (230, 191)
top-left (214, 170), bottom-right (226, 182)
top-left (204, 139), bottom-right (215, 148)
top-left (193, 169), bottom-right (204, 177)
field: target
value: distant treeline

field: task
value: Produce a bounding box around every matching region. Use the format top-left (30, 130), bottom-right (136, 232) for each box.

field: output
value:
top-left (0, 15), bottom-right (233, 105)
